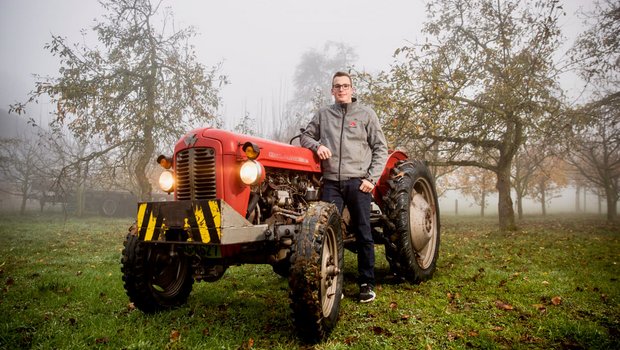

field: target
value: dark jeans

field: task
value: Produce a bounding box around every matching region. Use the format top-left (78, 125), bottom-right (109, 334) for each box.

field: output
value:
top-left (322, 178), bottom-right (375, 287)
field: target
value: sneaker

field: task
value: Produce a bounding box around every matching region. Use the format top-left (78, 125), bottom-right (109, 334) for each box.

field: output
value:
top-left (359, 283), bottom-right (376, 303)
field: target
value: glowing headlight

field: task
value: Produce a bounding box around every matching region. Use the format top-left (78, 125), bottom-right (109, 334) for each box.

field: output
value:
top-left (240, 160), bottom-right (264, 185)
top-left (158, 170), bottom-right (175, 192)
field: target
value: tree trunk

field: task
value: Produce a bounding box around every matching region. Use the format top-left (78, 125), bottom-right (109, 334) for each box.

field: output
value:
top-left (517, 193), bottom-right (524, 220)
top-left (76, 183), bottom-right (85, 217)
top-left (480, 190), bottom-right (486, 217)
top-left (136, 51), bottom-right (158, 202)
top-left (496, 165), bottom-right (516, 231)
top-left (541, 186), bottom-right (547, 216)
top-left (606, 189), bottom-right (618, 222)
top-left (20, 195), bottom-right (27, 215)
top-left (575, 186), bottom-right (581, 212)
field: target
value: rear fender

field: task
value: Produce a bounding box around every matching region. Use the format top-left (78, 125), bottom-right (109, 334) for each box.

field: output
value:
top-left (373, 150), bottom-right (408, 208)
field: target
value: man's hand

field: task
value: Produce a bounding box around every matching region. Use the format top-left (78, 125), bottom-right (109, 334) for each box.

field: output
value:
top-left (316, 145), bottom-right (332, 160)
top-left (360, 179), bottom-right (375, 193)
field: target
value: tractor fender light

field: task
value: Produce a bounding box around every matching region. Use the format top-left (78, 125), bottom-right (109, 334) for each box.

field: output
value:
top-left (157, 155), bottom-right (173, 169)
top-left (242, 142), bottom-right (261, 160)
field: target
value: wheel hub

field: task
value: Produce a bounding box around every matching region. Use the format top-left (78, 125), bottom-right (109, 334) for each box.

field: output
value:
top-left (409, 192), bottom-right (433, 252)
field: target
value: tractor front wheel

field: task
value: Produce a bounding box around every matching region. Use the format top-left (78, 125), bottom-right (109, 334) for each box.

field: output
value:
top-left (121, 227), bottom-right (194, 312)
top-left (288, 202), bottom-right (344, 343)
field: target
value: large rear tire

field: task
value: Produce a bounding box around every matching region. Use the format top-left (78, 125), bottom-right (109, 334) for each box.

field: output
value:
top-left (288, 202), bottom-right (344, 343)
top-left (384, 160), bottom-right (440, 283)
top-left (121, 227), bottom-right (194, 312)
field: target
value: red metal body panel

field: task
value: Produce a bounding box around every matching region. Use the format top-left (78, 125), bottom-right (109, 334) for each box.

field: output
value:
top-left (172, 127), bottom-right (321, 216)
top-left (373, 150), bottom-right (408, 208)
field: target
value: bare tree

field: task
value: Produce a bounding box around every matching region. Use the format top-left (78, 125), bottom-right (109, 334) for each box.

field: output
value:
top-left (457, 166), bottom-right (496, 217)
top-left (567, 94), bottom-right (619, 221)
top-left (0, 137), bottom-right (48, 214)
top-left (567, 0), bottom-right (619, 222)
top-left (234, 112), bottom-right (258, 136)
top-left (274, 41), bottom-right (358, 142)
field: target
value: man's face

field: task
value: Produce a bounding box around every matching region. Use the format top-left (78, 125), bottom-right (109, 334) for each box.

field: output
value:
top-left (331, 76), bottom-right (353, 104)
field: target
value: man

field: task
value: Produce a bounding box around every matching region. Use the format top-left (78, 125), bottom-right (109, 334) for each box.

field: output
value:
top-left (300, 71), bottom-right (388, 303)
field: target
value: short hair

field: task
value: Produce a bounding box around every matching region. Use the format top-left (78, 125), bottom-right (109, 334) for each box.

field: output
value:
top-left (332, 71), bottom-right (353, 86)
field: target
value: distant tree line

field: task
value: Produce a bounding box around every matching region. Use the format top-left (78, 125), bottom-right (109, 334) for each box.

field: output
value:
top-left (2, 0), bottom-right (617, 228)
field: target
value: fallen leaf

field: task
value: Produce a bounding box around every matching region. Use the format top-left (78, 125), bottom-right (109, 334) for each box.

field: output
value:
top-left (344, 336), bottom-right (357, 345)
top-left (239, 338), bottom-right (255, 349)
top-left (169, 329), bottom-right (180, 342)
top-left (468, 331), bottom-right (479, 337)
top-left (370, 326), bottom-right (393, 337)
top-left (495, 300), bottom-right (514, 311)
top-left (95, 337), bottom-right (109, 344)
top-left (389, 301), bottom-right (398, 309)
top-left (491, 326), bottom-right (504, 331)
top-left (202, 328), bottom-right (210, 336)
top-left (542, 280), bottom-right (549, 285)
top-left (532, 304), bottom-right (546, 313)
top-left (127, 302), bottom-right (136, 311)
top-left (551, 296), bottom-right (562, 306)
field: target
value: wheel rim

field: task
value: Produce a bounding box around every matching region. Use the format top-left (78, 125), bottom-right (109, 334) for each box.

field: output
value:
top-left (102, 199), bottom-right (117, 216)
top-left (408, 177), bottom-right (438, 269)
top-left (148, 249), bottom-right (189, 297)
top-left (320, 225), bottom-right (340, 317)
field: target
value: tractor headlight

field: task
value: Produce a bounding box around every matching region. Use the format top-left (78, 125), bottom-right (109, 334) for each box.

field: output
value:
top-left (158, 170), bottom-right (175, 193)
top-left (240, 160), bottom-right (264, 185)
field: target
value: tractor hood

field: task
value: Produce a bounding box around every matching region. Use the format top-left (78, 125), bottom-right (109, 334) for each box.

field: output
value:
top-left (175, 127), bottom-right (321, 174)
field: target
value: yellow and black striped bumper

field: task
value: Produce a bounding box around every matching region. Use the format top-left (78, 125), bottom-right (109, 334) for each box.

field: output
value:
top-left (135, 200), bottom-right (268, 245)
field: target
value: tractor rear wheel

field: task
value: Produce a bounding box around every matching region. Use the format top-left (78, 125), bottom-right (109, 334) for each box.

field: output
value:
top-left (121, 227), bottom-right (194, 312)
top-left (384, 160), bottom-right (440, 283)
top-left (288, 202), bottom-right (344, 343)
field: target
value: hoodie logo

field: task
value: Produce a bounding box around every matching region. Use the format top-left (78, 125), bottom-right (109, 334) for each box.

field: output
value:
top-left (349, 121), bottom-right (357, 127)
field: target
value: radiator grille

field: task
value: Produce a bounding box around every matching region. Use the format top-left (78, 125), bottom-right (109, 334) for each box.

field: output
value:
top-left (175, 147), bottom-right (217, 200)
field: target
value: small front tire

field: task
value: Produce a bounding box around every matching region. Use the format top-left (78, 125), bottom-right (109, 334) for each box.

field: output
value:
top-left (121, 227), bottom-right (194, 312)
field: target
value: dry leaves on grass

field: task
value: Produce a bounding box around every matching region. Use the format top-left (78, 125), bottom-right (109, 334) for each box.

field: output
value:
top-left (495, 300), bottom-right (514, 311)
top-left (169, 329), bottom-right (181, 342)
top-left (238, 338), bottom-right (254, 349)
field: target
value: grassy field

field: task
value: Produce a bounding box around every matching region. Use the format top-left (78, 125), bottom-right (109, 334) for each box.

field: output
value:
top-left (0, 213), bottom-right (618, 349)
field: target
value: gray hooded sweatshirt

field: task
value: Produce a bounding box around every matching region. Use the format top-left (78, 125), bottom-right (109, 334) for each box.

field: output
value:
top-left (300, 98), bottom-right (388, 183)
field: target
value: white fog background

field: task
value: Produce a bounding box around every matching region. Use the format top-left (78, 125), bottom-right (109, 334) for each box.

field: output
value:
top-left (0, 0), bottom-right (604, 215)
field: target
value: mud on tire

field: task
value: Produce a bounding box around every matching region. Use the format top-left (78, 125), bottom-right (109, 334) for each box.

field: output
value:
top-left (384, 160), bottom-right (440, 283)
top-left (121, 226), bottom-right (194, 312)
top-left (288, 202), bottom-right (344, 343)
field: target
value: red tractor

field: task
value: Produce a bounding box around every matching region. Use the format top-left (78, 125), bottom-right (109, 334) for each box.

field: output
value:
top-left (121, 127), bottom-right (440, 343)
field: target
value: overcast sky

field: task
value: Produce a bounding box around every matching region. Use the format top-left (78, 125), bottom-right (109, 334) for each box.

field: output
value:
top-left (0, 0), bottom-right (593, 131)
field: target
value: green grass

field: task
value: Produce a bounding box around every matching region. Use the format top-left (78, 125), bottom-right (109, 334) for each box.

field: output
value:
top-left (0, 213), bottom-right (618, 349)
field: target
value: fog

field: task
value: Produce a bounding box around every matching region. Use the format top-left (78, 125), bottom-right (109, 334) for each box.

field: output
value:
top-left (1, 0), bottom-right (431, 128)
top-left (0, 0), bottom-right (607, 217)
top-left (0, 0), bottom-right (594, 128)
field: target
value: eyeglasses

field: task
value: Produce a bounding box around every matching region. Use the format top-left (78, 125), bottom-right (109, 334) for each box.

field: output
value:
top-left (332, 84), bottom-right (351, 90)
